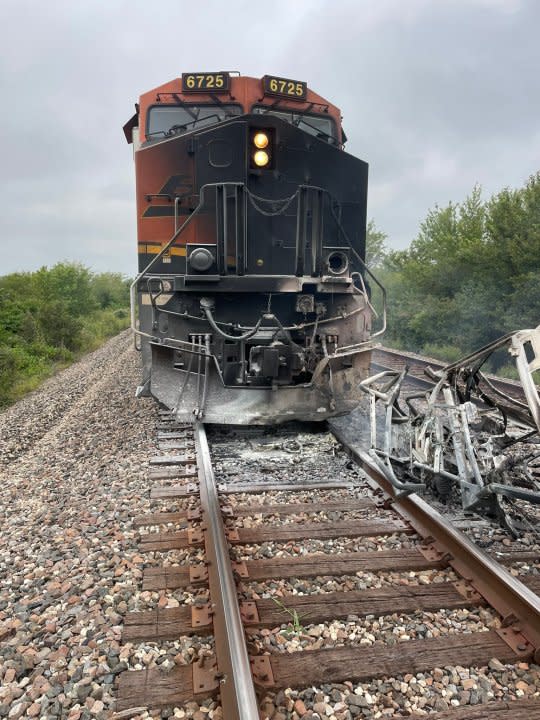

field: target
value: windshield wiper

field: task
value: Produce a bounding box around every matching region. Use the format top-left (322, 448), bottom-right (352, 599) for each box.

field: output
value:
top-left (165, 113), bottom-right (222, 137)
top-left (146, 96), bottom-right (202, 140)
top-left (171, 94), bottom-right (199, 121)
top-left (292, 102), bottom-right (314, 124)
top-left (257, 100), bottom-right (297, 116)
top-left (146, 113), bottom-right (227, 141)
top-left (256, 103), bottom-right (338, 145)
top-left (208, 93), bottom-right (237, 118)
top-left (257, 100), bottom-right (328, 117)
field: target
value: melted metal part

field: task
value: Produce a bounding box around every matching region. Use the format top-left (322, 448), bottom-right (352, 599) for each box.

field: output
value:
top-left (359, 327), bottom-right (540, 531)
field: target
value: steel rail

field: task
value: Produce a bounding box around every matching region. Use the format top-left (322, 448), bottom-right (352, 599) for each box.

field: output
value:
top-left (369, 361), bottom-right (435, 390)
top-left (194, 423), bottom-right (260, 720)
top-left (374, 346), bottom-right (533, 402)
top-left (331, 424), bottom-right (540, 662)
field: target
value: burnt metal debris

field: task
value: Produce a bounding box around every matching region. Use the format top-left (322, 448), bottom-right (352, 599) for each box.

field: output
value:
top-left (360, 327), bottom-right (540, 535)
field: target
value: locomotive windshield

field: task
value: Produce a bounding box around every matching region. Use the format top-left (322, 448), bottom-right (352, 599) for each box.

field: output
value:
top-left (252, 106), bottom-right (337, 144)
top-left (146, 104), bottom-right (242, 139)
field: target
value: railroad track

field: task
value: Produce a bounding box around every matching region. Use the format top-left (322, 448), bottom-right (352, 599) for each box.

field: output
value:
top-left (113, 414), bottom-right (540, 719)
top-left (372, 346), bottom-right (532, 403)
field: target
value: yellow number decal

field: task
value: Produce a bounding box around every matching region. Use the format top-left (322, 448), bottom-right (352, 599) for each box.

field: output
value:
top-left (206, 75), bottom-right (215, 88)
top-left (186, 75), bottom-right (195, 89)
top-left (287, 81), bottom-right (295, 95)
top-left (296, 83), bottom-right (303, 96)
top-left (215, 74), bottom-right (224, 88)
top-left (196, 74), bottom-right (205, 88)
top-left (279, 80), bottom-right (286, 92)
top-left (270, 78), bottom-right (278, 92)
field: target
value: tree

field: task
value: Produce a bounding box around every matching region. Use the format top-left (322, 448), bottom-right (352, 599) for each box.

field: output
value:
top-left (365, 219), bottom-right (388, 269)
top-left (91, 272), bottom-right (131, 309)
top-left (380, 177), bottom-right (540, 361)
top-left (0, 263), bottom-right (131, 407)
top-left (32, 262), bottom-right (96, 318)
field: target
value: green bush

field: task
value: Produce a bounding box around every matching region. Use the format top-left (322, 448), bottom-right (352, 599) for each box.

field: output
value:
top-left (421, 344), bottom-right (465, 364)
top-left (381, 173), bottom-right (540, 360)
top-left (0, 263), bottom-right (131, 408)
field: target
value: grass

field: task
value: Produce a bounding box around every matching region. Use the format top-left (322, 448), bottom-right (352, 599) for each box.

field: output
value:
top-left (0, 308), bottom-right (130, 409)
top-left (272, 597), bottom-right (310, 635)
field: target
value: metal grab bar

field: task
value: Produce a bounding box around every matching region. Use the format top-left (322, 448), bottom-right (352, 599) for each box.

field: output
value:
top-left (131, 181), bottom-right (387, 344)
top-left (130, 183), bottom-right (244, 346)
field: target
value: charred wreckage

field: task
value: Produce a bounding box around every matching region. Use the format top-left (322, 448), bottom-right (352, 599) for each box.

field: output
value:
top-left (362, 327), bottom-right (540, 534)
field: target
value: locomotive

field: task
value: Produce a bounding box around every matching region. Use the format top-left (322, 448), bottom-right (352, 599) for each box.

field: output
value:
top-left (124, 72), bottom-right (381, 424)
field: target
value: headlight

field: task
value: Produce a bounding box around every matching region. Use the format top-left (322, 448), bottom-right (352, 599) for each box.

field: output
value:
top-left (253, 132), bottom-right (269, 149)
top-left (253, 150), bottom-right (270, 167)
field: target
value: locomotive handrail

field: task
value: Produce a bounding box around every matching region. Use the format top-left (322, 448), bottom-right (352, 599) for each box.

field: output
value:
top-left (149, 281), bottom-right (371, 338)
top-left (131, 181), bottom-right (387, 345)
top-left (283, 183), bottom-right (388, 337)
top-left (351, 268), bottom-right (386, 338)
top-left (130, 195), bottom-right (202, 346)
top-left (325, 198), bottom-right (387, 338)
top-left (130, 183), bottom-right (244, 347)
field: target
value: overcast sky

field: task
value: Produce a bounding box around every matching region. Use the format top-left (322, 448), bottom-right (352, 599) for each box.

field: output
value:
top-left (1, 0), bottom-right (538, 276)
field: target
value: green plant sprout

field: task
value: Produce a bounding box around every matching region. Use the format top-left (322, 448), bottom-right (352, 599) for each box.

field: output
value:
top-left (271, 597), bottom-right (311, 634)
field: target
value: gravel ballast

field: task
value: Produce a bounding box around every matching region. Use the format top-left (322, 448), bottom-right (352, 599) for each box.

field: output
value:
top-left (209, 424), bottom-right (540, 719)
top-left (1, 334), bottom-right (538, 719)
top-left (0, 333), bottom-right (215, 719)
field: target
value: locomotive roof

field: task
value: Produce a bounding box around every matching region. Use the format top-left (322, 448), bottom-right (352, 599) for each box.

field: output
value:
top-left (124, 73), bottom-right (342, 144)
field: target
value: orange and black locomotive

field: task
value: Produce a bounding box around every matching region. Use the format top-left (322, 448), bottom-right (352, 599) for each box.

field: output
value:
top-left (124, 72), bottom-right (378, 424)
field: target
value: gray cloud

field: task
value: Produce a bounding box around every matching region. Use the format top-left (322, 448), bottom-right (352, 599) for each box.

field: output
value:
top-left (1, 0), bottom-right (538, 275)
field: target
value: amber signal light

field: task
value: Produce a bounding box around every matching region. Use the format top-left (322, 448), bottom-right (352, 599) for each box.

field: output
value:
top-left (253, 132), bottom-right (269, 149)
top-left (253, 150), bottom-right (269, 167)
top-left (250, 129), bottom-right (273, 169)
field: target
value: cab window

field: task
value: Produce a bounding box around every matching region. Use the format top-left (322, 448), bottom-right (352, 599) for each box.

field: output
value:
top-left (146, 104), bottom-right (243, 139)
top-left (252, 105), bottom-right (338, 144)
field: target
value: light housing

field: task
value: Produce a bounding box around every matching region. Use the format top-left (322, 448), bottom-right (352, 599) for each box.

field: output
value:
top-left (249, 127), bottom-right (274, 169)
top-left (326, 251), bottom-right (349, 275)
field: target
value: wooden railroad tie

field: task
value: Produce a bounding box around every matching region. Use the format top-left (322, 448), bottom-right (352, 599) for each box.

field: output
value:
top-left (122, 581), bottom-right (484, 643)
top-left (116, 634), bottom-right (537, 712)
top-left (142, 548), bottom-right (446, 591)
